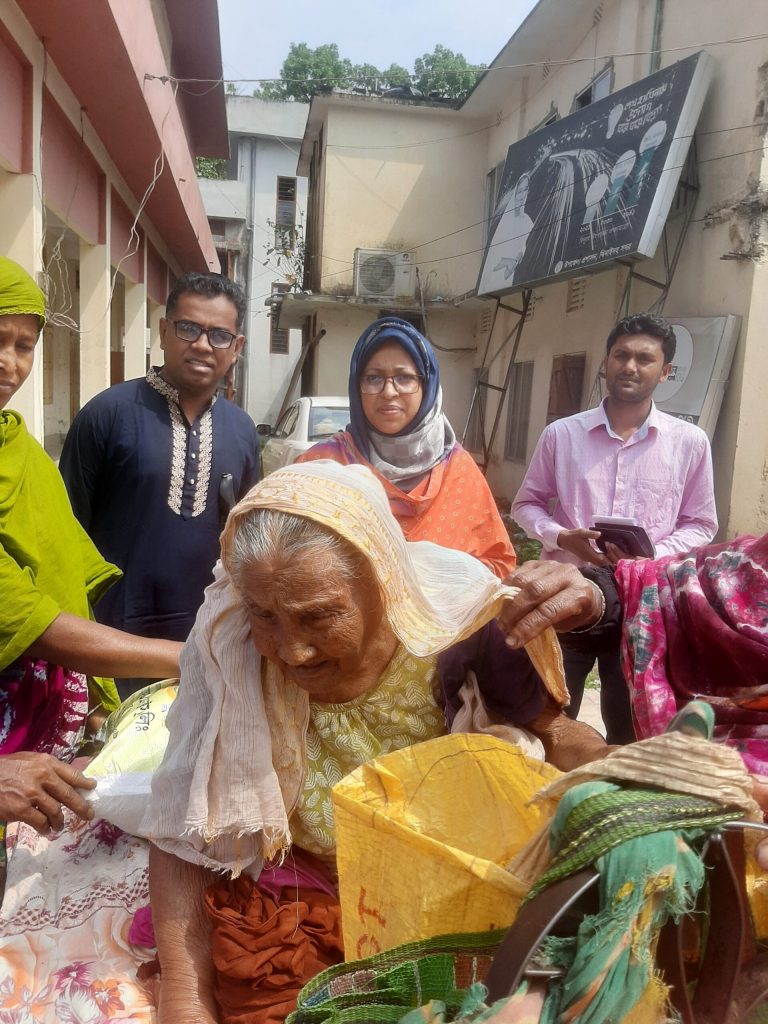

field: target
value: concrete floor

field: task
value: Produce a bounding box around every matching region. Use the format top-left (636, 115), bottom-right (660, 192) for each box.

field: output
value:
top-left (578, 686), bottom-right (605, 737)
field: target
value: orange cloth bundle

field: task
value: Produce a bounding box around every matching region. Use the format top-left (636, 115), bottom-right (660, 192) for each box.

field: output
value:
top-left (204, 874), bottom-right (344, 1024)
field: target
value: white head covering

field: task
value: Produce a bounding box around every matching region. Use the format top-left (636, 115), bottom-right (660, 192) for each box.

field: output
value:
top-left (142, 461), bottom-right (565, 875)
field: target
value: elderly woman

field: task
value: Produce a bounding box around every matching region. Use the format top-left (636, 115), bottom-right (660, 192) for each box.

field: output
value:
top-left (298, 317), bottom-right (516, 577)
top-left (0, 257), bottom-right (181, 836)
top-left (146, 461), bottom-right (607, 1024)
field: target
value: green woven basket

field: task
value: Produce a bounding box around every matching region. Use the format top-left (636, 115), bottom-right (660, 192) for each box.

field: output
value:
top-left (287, 929), bottom-right (506, 1024)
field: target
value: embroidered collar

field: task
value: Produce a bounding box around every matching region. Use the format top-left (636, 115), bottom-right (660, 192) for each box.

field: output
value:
top-left (146, 367), bottom-right (217, 518)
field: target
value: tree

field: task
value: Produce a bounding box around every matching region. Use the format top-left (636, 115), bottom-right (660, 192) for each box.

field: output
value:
top-left (263, 215), bottom-right (305, 290)
top-left (195, 156), bottom-right (227, 180)
top-left (255, 43), bottom-right (483, 104)
top-left (352, 62), bottom-right (383, 89)
top-left (259, 43), bottom-right (354, 102)
top-left (381, 63), bottom-right (411, 90)
top-left (413, 44), bottom-right (485, 99)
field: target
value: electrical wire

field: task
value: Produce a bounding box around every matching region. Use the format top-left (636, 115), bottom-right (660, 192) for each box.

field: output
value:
top-left (314, 136), bottom-right (767, 283)
top-left (146, 29), bottom-right (768, 89)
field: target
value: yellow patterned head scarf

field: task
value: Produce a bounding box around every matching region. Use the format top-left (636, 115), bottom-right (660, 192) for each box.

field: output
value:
top-left (0, 258), bottom-right (46, 330)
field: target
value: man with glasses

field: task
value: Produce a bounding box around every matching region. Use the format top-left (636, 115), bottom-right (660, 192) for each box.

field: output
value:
top-left (60, 272), bottom-right (260, 696)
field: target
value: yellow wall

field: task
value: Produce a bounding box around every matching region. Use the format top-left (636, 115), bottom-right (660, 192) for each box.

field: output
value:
top-left (317, 100), bottom-right (489, 300)
top-left (302, 0), bottom-right (767, 535)
top-left (466, 0), bottom-right (768, 536)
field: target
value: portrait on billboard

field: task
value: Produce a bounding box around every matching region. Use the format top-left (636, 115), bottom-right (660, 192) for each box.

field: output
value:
top-left (477, 51), bottom-right (714, 296)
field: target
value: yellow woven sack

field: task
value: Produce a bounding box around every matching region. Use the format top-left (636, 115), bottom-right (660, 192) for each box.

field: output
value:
top-left (332, 733), bottom-right (560, 959)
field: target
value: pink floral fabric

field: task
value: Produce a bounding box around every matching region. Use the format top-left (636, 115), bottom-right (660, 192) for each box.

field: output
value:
top-left (616, 534), bottom-right (768, 774)
top-left (0, 658), bottom-right (88, 761)
top-left (0, 812), bottom-right (156, 1022)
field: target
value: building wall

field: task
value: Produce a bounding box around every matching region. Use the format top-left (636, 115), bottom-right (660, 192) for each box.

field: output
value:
top-left (0, 0), bottom-right (218, 445)
top-left (308, 303), bottom-right (477, 428)
top-left (245, 133), bottom-right (308, 424)
top-left (465, 0), bottom-right (768, 538)
top-left (317, 100), bottom-right (489, 300)
top-left (199, 97), bottom-right (310, 425)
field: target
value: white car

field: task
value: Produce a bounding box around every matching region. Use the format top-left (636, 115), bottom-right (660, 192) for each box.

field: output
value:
top-left (259, 396), bottom-right (349, 477)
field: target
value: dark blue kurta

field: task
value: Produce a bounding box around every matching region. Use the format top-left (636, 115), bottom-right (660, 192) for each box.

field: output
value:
top-left (59, 369), bottom-right (260, 642)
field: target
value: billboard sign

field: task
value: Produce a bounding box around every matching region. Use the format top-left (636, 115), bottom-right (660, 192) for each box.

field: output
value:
top-left (477, 51), bottom-right (714, 296)
top-left (655, 315), bottom-right (740, 439)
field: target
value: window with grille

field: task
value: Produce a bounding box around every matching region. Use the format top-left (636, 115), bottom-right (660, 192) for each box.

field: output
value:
top-left (566, 277), bottom-right (587, 314)
top-left (275, 176), bottom-right (297, 248)
top-left (504, 360), bottom-right (534, 462)
top-left (547, 353), bottom-right (586, 423)
top-left (465, 367), bottom-right (489, 453)
top-left (269, 282), bottom-right (290, 354)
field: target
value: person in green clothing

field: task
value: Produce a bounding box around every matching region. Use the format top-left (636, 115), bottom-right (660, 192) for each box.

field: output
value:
top-left (0, 256), bottom-right (181, 840)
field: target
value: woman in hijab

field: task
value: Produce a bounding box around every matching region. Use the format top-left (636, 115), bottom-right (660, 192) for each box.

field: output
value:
top-left (0, 257), bottom-right (181, 837)
top-left (298, 317), bottom-right (516, 578)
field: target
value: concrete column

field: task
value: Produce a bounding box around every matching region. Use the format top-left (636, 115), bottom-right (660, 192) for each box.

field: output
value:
top-left (149, 302), bottom-right (164, 367)
top-left (0, 171), bottom-right (44, 437)
top-left (78, 237), bottom-right (111, 404)
top-left (726, 257), bottom-right (768, 537)
top-left (123, 278), bottom-right (148, 380)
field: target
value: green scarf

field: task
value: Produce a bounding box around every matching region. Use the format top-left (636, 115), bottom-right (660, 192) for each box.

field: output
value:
top-left (0, 257), bottom-right (45, 326)
top-left (0, 411), bottom-right (121, 710)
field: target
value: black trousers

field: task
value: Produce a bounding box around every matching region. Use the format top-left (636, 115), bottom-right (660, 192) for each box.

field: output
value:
top-left (562, 641), bottom-right (636, 745)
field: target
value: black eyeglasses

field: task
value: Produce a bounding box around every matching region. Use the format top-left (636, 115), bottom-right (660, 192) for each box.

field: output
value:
top-left (171, 319), bottom-right (238, 350)
top-left (359, 373), bottom-right (423, 395)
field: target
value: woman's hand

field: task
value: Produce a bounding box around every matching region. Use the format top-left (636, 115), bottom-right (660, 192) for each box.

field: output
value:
top-left (498, 561), bottom-right (603, 648)
top-left (0, 752), bottom-right (95, 833)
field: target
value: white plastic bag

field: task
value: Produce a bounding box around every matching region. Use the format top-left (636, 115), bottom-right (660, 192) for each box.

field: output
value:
top-left (82, 680), bottom-right (178, 835)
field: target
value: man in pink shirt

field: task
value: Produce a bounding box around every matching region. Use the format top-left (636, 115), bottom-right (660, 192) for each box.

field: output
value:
top-left (511, 312), bottom-right (717, 742)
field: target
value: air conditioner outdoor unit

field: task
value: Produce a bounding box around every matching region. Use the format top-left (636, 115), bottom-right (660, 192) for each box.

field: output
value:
top-left (353, 249), bottom-right (416, 300)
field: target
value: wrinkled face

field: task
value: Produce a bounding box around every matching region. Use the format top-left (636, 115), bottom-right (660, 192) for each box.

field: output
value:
top-left (240, 544), bottom-right (396, 702)
top-left (0, 314), bottom-right (40, 410)
top-left (603, 333), bottom-right (671, 405)
top-left (159, 292), bottom-right (244, 396)
top-left (360, 341), bottom-right (423, 435)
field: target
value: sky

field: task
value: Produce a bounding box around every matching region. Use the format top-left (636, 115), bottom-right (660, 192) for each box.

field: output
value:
top-left (217, 0), bottom-right (540, 86)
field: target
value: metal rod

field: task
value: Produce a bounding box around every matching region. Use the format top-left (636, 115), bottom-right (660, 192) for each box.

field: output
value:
top-left (482, 289), bottom-right (532, 473)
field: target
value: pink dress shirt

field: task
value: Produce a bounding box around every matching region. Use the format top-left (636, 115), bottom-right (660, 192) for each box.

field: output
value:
top-left (511, 401), bottom-right (718, 565)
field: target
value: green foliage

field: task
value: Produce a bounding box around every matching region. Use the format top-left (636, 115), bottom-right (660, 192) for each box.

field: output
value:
top-left (263, 216), bottom-right (306, 290)
top-left (381, 63), bottom-right (411, 89)
top-left (254, 43), bottom-right (484, 103)
top-left (195, 156), bottom-right (227, 180)
top-left (502, 515), bottom-right (543, 565)
top-left (413, 44), bottom-right (485, 99)
top-left (259, 43), bottom-right (353, 102)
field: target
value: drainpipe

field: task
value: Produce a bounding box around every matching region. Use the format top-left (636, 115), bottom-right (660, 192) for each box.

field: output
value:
top-left (649, 0), bottom-right (664, 73)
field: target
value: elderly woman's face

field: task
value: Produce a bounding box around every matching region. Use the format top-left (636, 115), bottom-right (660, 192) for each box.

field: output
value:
top-left (360, 342), bottom-right (423, 435)
top-left (240, 544), bottom-right (397, 702)
top-left (0, 314), bottom-right (39, 409)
